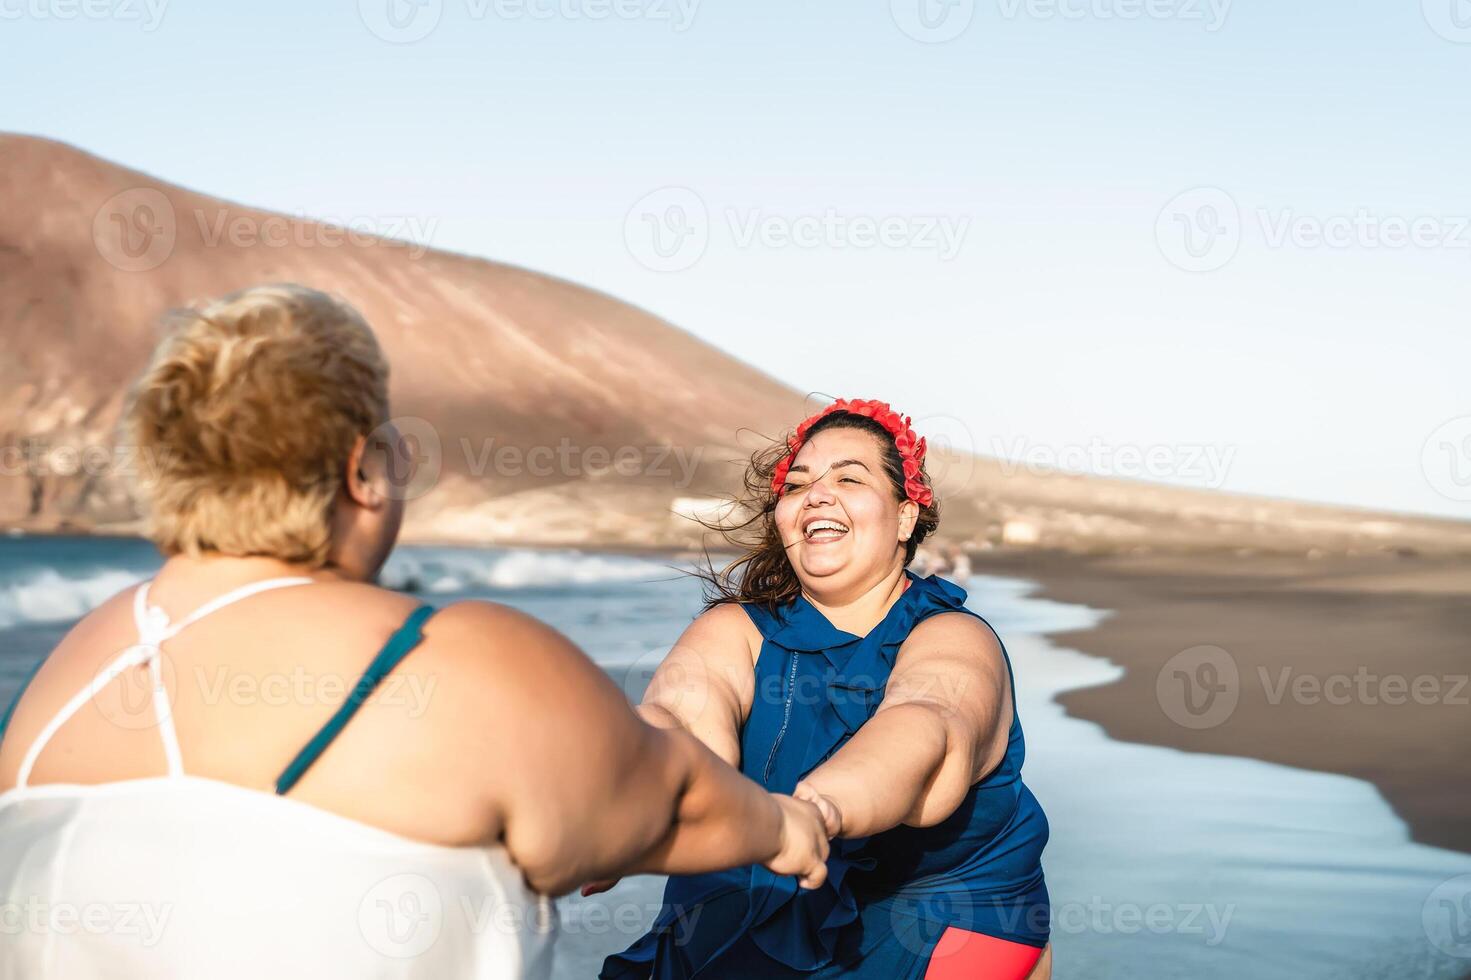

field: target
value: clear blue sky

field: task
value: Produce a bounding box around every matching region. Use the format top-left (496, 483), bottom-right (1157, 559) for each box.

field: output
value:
top-left (4, 0), bottom-right (1469, 519)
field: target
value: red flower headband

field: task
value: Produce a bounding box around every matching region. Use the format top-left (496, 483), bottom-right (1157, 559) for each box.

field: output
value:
top-left (771, 398), bottom-right (933, 507)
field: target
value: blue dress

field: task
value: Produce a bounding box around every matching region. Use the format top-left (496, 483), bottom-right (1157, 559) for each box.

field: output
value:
top-left (602, 572), bottom-right (1050, 979)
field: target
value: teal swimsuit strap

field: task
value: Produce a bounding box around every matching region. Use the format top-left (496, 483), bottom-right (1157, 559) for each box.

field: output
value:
top-left (275, 603), bottom-right (437, 796)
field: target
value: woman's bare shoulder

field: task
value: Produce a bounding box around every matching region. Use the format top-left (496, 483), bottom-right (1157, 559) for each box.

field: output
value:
top-left (15, 581), bottom-right (158, 688)
top-left (424, 598), bottom-right (581, 660)
top-left (679, 602), bottom-right (763, 666)
top-left (414, 599), bottom-right (624, 713)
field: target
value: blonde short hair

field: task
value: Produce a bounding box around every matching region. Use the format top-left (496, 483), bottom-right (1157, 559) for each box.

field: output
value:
top-left (125, 284), bottom-right (389, 566)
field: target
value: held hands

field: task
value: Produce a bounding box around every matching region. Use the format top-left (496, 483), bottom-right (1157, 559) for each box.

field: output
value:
top-left (792, 780), bottom-right (844, 838)
top-left (765, 793), bottom-right (832, 890)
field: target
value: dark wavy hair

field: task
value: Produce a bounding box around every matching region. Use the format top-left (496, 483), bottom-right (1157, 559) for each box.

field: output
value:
top-left (695, 411), bottom-right (940, 612)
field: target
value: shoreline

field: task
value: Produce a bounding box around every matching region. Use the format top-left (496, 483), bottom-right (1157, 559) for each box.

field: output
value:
top-left (970, 548), bottom-right (1471, 856)
top-left (5, 532), bottom-right (1467, 854)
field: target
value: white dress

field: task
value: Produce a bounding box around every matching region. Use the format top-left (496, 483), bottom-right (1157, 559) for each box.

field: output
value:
top-left (0, 577), bottom-right (556, 979)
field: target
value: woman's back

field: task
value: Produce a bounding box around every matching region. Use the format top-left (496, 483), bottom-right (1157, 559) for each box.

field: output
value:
top-left (0, 566), bottom-right (556, 978)
top-left (1, 565), bottom-right (503, 844)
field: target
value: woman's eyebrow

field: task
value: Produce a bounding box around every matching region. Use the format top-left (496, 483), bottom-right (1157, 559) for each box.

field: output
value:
top-left (788, 459), bottom-right (871, 475)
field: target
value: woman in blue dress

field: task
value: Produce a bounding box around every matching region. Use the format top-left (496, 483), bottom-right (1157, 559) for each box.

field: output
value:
top-left (597, 398), bottom-right (1052, 979)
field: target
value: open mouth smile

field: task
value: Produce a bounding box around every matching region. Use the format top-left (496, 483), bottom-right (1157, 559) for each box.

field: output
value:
top-left (802, 517), bottom-right (850, 543)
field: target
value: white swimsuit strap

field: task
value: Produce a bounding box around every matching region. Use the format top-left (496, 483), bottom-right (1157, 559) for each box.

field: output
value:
top-left (140, 576), bottom-right (318, 639)
top-left (16, 644), bottom-right (156, 788)
top-left (15, 575), bottom-right (316, 789)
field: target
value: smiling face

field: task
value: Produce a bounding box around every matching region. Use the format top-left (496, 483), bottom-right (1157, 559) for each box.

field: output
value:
top-left (773, 425), bottom-right (920, 599)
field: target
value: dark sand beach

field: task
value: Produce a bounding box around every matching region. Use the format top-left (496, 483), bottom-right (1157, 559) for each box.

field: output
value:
top-left (972, 549), bottom-right (1471, 855)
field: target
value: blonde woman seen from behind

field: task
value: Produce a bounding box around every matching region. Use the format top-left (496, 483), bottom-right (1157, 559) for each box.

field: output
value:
top-left (0, 285), bottom-right (829, 979)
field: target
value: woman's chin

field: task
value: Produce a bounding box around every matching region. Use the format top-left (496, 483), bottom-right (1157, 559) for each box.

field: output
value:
top-left (797, 542), bottom-right (854, 579)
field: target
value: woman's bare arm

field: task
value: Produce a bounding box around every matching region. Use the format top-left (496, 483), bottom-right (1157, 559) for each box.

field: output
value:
top-left (795, 612), bottom-right (1011, 839)
top-left (425, 601), bottom-right (825, 896)
top-left (637, 603), bottom-right (760, 767)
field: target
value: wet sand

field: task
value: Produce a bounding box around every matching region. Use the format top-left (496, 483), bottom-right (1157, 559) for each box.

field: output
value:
top-left (969, 549), bottom-right (1471, 855)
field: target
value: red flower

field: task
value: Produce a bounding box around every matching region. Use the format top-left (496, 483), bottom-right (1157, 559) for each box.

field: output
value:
top-left (906, 480), bottom-right (933, 507)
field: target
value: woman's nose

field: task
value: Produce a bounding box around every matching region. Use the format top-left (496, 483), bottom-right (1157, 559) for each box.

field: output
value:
top-left (804, 475), bottom-right (837, 504)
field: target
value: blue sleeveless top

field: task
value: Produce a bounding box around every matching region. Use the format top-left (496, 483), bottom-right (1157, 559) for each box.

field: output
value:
top-left (602, 572), bottom-right (1050, 979)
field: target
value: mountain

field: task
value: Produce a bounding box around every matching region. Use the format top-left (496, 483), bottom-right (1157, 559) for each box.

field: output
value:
top-left (2, 133), bottom-right (1466, 558)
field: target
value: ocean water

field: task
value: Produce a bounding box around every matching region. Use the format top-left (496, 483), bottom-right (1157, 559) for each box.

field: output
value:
top-left (1, 536), bottom-right (1468, 979)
